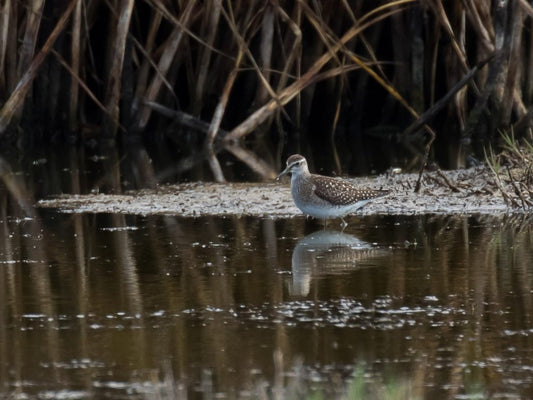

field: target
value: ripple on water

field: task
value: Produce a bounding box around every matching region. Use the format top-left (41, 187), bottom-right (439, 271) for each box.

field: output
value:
top-left (37, 390), bottom-right (89, 399)
top-left (13, 298), bottom-right (471, 332)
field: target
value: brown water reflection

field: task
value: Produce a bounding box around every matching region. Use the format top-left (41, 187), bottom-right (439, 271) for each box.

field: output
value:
top-left (1, 212), bottom-right (533, 399)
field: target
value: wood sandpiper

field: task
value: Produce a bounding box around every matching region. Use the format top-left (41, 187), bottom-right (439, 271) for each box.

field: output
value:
top-left (277, 154), bottom-right (388, 227)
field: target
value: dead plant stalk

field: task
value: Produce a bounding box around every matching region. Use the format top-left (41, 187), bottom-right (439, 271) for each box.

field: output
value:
top-left (0, 0), bottom-right (77, 134)
top-left (223, 0), bottom-right (416, 143)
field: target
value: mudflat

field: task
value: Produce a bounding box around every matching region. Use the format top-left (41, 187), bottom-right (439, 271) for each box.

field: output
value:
top-left (37, 165), bottom-right (526, 217)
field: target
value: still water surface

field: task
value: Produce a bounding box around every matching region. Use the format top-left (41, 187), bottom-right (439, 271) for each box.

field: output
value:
top-left (1, 212), bottom-right (533, 399)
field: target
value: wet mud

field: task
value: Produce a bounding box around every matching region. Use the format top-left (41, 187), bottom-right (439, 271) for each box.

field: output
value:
top-left (37, 166), bottom-right (520, 216)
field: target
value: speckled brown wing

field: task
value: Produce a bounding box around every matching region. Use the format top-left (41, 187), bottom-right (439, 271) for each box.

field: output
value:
top-left (311, 174), bottom-right (388, 206)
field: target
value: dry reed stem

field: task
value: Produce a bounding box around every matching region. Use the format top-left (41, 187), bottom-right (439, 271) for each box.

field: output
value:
top-left (103, 0), bottom-right (135, 136)
top-left (202, 0), bottom-right (251, 183)
top-left (461, 0), bottom-right (532, 134)
top-left (506, 166), bottom-right (532, 208)
top-left (428, 0), bottom-right (469, 73)
top-left (340, 1), bottom-right (381, 83)
top-left (12, 0), bottom-right (45, 121)
top-left (401, 56), bottom-right (493, 139)
top-left (280, 3), bottom-right (302, 126)
top-left (205, 39), bottom-right (244, 182)
top-left (300, 2), bottom-right (347, 80)
top-left (147, 0), bottom-right (229, 59)
top-left (0, 0), bottom-right (11, 94)
top-left (273, 4), bottom-right (302, 94)
top-left (224, 0), bottom-right (416, 143)
top-left (502, 1), bottom-right (524, 123)
top-left (462, 0), bottom-right (493, 53)
top-left (51, 49), bottom-right (113, 125)
top-left (192, 0), bottom-right (222, 115)
top-left (458, 11), bottom-right (468, 126)
top-left (132, 10), bottom-right (162, 109)
top-left (144, 101), bottom-right (222, 136)
top-left (254, 3), bottom-right (275, 106)
top-left (207, 47), bottom-right (244, 146)
top-left (204, 37), bottom-right (245, 183)
top-left (491, 1), bottom-right (509, 106)
top-left (4, 0), bottom-right (17, 95)
top-left (305, 1), bottom-right (423, 127)
top-left (220, 4), bottom-right (281, 109)
top-left (69, 0), bottom-right (82, 130)
top-left (17, 0), bottom-right (45, 76)
top-left (519, 0), bottom-right (533, 17)
top-left (130, 36), bottom-right (176, 101)
top-left (136, 0), bottom-right (196, 130)
top-left (0, 0), bottom-right (77, 134)
top-left (464, 58), bottom-right (504, 137)
top-left (3, 0), bottom-right (531, 155)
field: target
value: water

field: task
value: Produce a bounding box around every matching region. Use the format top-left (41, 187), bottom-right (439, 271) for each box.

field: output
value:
top-left (0, 211), bottom-right (532, 399)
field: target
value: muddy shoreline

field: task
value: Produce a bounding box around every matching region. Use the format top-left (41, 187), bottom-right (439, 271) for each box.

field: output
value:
top-left (37, 166), bottom-right (526, 217)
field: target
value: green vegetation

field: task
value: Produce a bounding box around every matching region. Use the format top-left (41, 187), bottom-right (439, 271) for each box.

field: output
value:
top-left (485, 130), bottom-right (533, 208)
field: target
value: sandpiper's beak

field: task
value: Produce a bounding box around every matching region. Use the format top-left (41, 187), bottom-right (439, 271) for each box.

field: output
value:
top-left (276, 165), bottom-right (291, 181)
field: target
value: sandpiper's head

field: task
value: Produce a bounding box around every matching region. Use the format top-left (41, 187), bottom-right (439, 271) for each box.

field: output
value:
top-left (276, 154), bottom-right (309, 180)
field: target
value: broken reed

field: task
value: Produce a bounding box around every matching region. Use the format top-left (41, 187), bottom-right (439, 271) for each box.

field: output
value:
top-left (0, 1), bottom-right (532, 148)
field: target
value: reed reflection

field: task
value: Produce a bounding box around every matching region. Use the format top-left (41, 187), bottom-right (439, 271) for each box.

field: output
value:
top-left (1, 212), bottom-right (533, 398)
top-left (289, 229), bottom-right (387, 297)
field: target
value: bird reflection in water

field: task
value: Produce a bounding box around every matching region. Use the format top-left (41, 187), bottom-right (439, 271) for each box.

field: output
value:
top-left (289, 230), bottom-right (387, 297)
